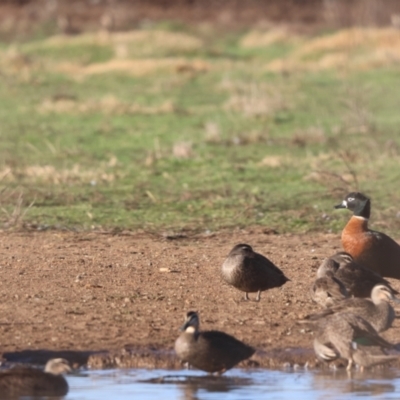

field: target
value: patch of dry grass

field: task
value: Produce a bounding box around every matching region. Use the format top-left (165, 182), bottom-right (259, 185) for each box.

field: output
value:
top-left (0, 163), bottom-right (120, 185)
top-left (0, 189), bottom-right (34, 228)
top-left (290, 127), bottom-right (327, 147)
top-left (37, 95), bottom-right (176, 115)
top-left (0, 29), bottom-right (208, 80)
top-left (258, 155), bottom-right (284, 168)
top-left (203, 121), bottom-right (222, 144)
top-left (266, 27), bottom-right (400, 72)
top-left (0, 46), bottom-right (37, 80)
top-left (305, 170), bottom-right (357, 189)
top-left (240, 26), bottom-right (301, 48)
top-left (172, 142), bottom-right (194, 159)
top-left (296, 27), bottom-right (400, 56)
top-left (111, 30), bottom-right (203, 58)
top-left (41, 30), bottom-right (204, 57)
top-left (4, 26), bottom-right (400, 82)
top-left (56, 58), bottom-right (210, 78)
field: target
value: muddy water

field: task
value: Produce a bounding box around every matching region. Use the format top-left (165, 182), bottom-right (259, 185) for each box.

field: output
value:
top-left (66, 368), bottom-right (400, 399)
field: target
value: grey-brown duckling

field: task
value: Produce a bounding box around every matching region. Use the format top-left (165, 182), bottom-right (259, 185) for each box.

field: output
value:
top-left (0, 358), bottom-right (71, 398)
top-left (310, 270), bottom-right (349, 308)
top-left (304, 284), bottom-right (399, 333)
top-left (313, 312), bottom-right (396, 371)
top-left (174, 311), bottom-right (255, 374)
top-left (317, 251), bottom-right (354, 278)
top-left (221, 243), bottom-right (289, 301)
top-left (318, 251), bottom-right (397, 298)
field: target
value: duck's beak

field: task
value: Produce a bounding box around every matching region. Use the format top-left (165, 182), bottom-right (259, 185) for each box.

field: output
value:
top-left (334, 200), bottom-right (347, 209)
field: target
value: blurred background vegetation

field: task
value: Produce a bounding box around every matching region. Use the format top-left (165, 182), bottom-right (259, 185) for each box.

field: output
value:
top-left (1, 0), bottom-right (400, 234)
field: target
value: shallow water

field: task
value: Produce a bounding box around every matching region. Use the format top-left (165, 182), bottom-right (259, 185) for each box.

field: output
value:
top-left (66, 368), bottom-right (400, 400)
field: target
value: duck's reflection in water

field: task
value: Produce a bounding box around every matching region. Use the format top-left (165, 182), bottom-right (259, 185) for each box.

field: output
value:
top-left (140, 368), bottom-right (400, 400)
top-left (142, 374), bottom-right (252, 400)
top-left (312, 368), bottom-right (398, 397)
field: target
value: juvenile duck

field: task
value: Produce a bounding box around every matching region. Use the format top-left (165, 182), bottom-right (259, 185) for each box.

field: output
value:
top-left (310, 271), bottom-right (349, 308)
top-left (318, 251), bottom-right (397, 298)
top-left (313, 312), bottom-right (395, 371)
top-left (305, 285), bottom-right (399, 333)
top-left (0, 358), bottom-right (71, 398)
top-left (221, 243), bottom-right (289, 301)
top-left (317, 252), bottom-right (354, 278)
top-left (174, 311), bottom-right (255, 374)
top-left (335, 192), bottom-right (400, 279)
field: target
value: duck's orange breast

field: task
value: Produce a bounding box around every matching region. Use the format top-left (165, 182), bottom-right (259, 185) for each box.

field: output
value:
top-left (341, 216), bottom-right (373, 258)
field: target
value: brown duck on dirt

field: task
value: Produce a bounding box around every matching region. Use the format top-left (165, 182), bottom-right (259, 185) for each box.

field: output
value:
top-left (303, 284), bottom-right (399, 333)
top-left (317, 251), bottom-right (397, 298)
top-left (310, 270), bottom-right (349, 308)
top-left (221, 243), bottom-right (289, 301)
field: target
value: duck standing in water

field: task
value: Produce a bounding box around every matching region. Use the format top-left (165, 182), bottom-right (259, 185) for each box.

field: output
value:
top-left (174, 311), bottom-right (255, 374)
top-left (313, 312), bottom-right (397, 371)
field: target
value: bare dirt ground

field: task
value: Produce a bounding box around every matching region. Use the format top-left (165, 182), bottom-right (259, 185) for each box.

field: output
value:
top-left (1, 228), bottom-right (400, 370)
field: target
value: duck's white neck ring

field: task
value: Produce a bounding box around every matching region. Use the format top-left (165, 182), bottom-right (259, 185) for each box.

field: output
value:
top-left (185, 326), bottom-right (196, 334)
top-left (352, 216), bottom-right (368, 221)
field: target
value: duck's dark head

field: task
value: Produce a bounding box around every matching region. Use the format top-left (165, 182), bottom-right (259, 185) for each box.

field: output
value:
top-left (229, 243), bottom-right (254, 257)
top-left (334, 192), bottom-right (370, 218)
top-left (180, 311), bottom-right (200, 333)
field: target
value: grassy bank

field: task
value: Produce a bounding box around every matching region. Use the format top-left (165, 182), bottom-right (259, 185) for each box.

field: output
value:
top-left (1, 26), bottom-right (400, 234)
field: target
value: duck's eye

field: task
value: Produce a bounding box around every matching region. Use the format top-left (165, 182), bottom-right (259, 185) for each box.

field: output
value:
top-left (347, 197), bottom-right (355, 202)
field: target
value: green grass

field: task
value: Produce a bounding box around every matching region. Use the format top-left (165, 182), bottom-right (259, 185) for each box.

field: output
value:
top-left (2, 26), bottom-right (400, 235)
